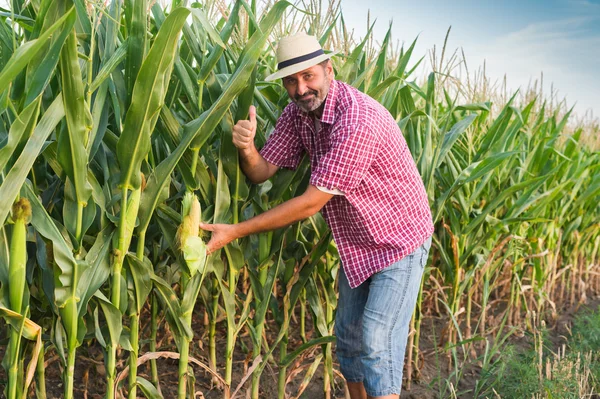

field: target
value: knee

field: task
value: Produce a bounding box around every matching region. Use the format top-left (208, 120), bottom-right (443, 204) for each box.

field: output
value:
top-left (335, 321), bottom-right (363, 358)
top-left (361, 319), bottom-right (390, 360)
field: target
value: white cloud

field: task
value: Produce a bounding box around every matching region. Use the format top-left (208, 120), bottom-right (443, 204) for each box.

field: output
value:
top-left (464, 15), bottom-right (600, 117)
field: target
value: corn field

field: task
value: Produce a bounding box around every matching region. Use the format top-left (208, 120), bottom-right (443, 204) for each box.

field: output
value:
top-left (0, 0), bottom-right (598, 398)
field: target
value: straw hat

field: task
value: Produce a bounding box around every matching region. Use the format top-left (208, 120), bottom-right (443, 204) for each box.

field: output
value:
top-left (265, 32), bottom-right (337, 82)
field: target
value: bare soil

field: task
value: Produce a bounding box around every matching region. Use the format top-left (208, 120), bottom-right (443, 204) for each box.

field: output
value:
top-left (1, 295), bottom-right (598, 399)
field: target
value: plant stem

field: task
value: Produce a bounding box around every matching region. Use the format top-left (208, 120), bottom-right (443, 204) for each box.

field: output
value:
top-left (178, 308), bottom-right (192, 399)
top-left (177, 338), bottom-right (190, 399)
top-left (225, 322), bottom-right (234, 386)
top-left (251, 322), bottom-right (264, 399)
top-left (150, 294), bottom-right (159, 387)
top-left (112, 189), bottom-right (129, 306)
top-left (107, 189), bottom-right (129, 399)
top-left (300, 289), bottom-right (306, 342)
top-left (75, 202), bottom-right (83, 248)
top-left (128, 228), bottom-right (147, 397)
top-left (128, 312), bottom-right (139, 399)
top-left (65, 294), bottom-right (78, 399)
top-left (65, 346), bottom-right (77, 399)
top-left (35, 343), bottom-right (47, 399)
top-left (277, 335), bottom-right (288, 399)
top-left (7, 331), bottom-right (19, 399)
top-left (225, 259), bottom-right (237, 385)
top-left (209, 277), bottom-right (219, 376)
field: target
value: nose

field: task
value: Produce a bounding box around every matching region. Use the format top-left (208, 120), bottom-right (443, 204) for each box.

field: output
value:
top-left (297, 80), bottom-right (308, 96)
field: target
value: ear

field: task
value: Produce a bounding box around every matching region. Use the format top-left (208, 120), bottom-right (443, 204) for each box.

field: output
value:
top-left (326, 60), bottom-right (334, 78)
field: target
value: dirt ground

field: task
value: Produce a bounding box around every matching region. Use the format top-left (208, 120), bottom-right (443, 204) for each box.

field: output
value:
top-left (1, 295), bottom-right (599, 399)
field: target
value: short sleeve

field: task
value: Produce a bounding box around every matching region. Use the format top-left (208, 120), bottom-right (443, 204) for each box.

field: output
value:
top-left (310, 123), bottom-right (379, 194)
top-left (259, 104), bottom-right (304, 170)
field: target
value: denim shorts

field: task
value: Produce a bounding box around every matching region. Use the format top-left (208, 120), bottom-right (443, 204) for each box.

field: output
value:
top-left (335, 236), bottom-right (431, 397)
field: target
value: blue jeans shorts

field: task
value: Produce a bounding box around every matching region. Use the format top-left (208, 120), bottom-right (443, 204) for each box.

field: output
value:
top-left (335, 237), bottom-right (431, 397)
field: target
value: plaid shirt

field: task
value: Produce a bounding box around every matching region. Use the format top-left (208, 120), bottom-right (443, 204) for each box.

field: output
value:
top-left (260, 79), bottom-right (434, 288)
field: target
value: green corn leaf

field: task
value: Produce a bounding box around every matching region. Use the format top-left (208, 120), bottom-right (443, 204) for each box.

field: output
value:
top-left (463, 175), bottom-right (549, 235)
top-left (433, 151), bottom-right (519, 223)
top-left (213, 159), bottom-right (231, 224)
top-left (94, 291), bottom-right (123, 348)
top-left (58, 26), bottom-right (93, 207)
top-left (24, 2), bottom-right (76, 106)
top-left (474, 94), bottom-right (517, 161)
top-left (136, 376), bottom-right (163, 399)
top-left (124, 254), bottom-right (153, 313)
top-left (455, 102), bottom-right (492, 112)
top-left (197, 0), bottom-right (242, 83)
top-left (0, 95), bottom-right (41, 172)
top-left (367, 75), bottom-right (401, 101)
top-left (138, 1), bottom-right (292, 233)
top-left (181, 270), bottom-right (205, 315)
top-left (89, 38), bottom-right (128, 93)
top-left (117, 7), bottom-right (190, 191)
top-left (181, 236), bottom-right (207, 277)
top-left (62, 178), bottom-right (96, 247)
top-left (252, 239), bottom-right (284, 326)
top-left (115, 187), bottom-right (141, 255)
top-left (0, 305), bottom-right (42, 395)
top-left (0, 96), bottom-right (64, 226)
top-left (305, 277), bottom-right (328, 337)
top-left (280, 336), bottom-right (335, 368)
top-left (189, 8), bottom-right (225, 49)
top-left (21, 181), bottom-right (77, 307)
top-left (394, 36), bottom-right (418, 78)
top-left (337, 21), bottom-right (374, 82)
top-left (77, 228), bottom-right (113, 317)
top-left (0, 7), bottom-right (75, 95)
top-left (368, 22), bottom-right (392, 92)
top-left (151, 274), bottom-right (193, 340)
top-left (125, 0), bottom-right (147, 107)
top-left (434, 114), bottom-right (478, 170)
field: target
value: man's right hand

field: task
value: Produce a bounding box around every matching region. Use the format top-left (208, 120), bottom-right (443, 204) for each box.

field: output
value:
top-left (232, 105), bottom-right (257, 152)
top-left (232, 105), bottom-right (279, 184)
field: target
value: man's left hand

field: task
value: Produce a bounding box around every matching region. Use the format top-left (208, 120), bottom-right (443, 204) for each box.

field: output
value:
top-left (199, 222), bottom-right (240, 255)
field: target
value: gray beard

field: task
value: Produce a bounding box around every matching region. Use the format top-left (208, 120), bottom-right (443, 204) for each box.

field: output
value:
top-left (296, 97), bottom-right (324, 113)
top-left (294, 77), bottom-right (331, 113)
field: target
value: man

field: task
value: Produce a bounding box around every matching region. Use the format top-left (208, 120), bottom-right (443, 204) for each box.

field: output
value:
top-left (200, 33), bottom-right (434, 399)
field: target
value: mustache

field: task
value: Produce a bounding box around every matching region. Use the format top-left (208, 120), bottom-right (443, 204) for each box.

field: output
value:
top-left (295, 90), bottom-right (318, 101)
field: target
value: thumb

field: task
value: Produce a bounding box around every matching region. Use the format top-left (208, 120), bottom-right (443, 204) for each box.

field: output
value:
top-left (199, 222), bottom-right (215, 231)
top-left (249, 105), bottom-right (256, 128)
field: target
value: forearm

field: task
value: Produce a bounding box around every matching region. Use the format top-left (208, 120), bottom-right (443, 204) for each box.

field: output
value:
top-left (202, 186), bottom-right (333, 254)
top-left (239, 146), bottom-right (274, 184)
top-left (235, 193), bottom-right (319, 238)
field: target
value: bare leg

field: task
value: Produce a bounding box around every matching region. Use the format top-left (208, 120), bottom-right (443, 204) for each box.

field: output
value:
top-left (347, 382), bottom-right (367, 399)
top-left (367, 394), bottom-right (399, 399)
top-left (348, 382), bottom-right (399, 399)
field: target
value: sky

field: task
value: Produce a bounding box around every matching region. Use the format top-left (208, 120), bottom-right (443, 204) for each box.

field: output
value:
top-left (339, 0), bottom-right (600, 119)
top-left (1, 0), bottom-right (598, 118)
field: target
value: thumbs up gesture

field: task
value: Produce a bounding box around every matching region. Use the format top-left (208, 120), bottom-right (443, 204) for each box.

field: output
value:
top-left (232, 105), bottom-right (257, 151)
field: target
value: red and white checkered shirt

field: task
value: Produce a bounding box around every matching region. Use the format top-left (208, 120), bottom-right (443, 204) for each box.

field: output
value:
top-left (260, 79), bottom-right (434, 288)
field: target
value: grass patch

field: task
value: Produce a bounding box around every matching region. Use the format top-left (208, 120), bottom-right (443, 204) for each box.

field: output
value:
top-left (478, 307), bottom-right (600, 398)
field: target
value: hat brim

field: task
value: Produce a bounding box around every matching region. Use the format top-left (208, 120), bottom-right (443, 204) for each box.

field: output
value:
top-left (264, 52), bottom-right (338, 82)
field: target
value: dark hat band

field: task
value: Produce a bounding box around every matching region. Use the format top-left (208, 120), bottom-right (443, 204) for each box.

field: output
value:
top-left (277, 49), bottom-right (325, 70)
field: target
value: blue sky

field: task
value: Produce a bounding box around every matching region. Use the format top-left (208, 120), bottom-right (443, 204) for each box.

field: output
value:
top-left (1, 0), bottom-right (597, 118)
top-left (340, 0), bottom-right (600, 119)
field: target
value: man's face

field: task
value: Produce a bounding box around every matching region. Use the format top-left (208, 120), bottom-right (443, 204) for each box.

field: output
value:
top-left (282, 61), bottom-right (333, 113)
